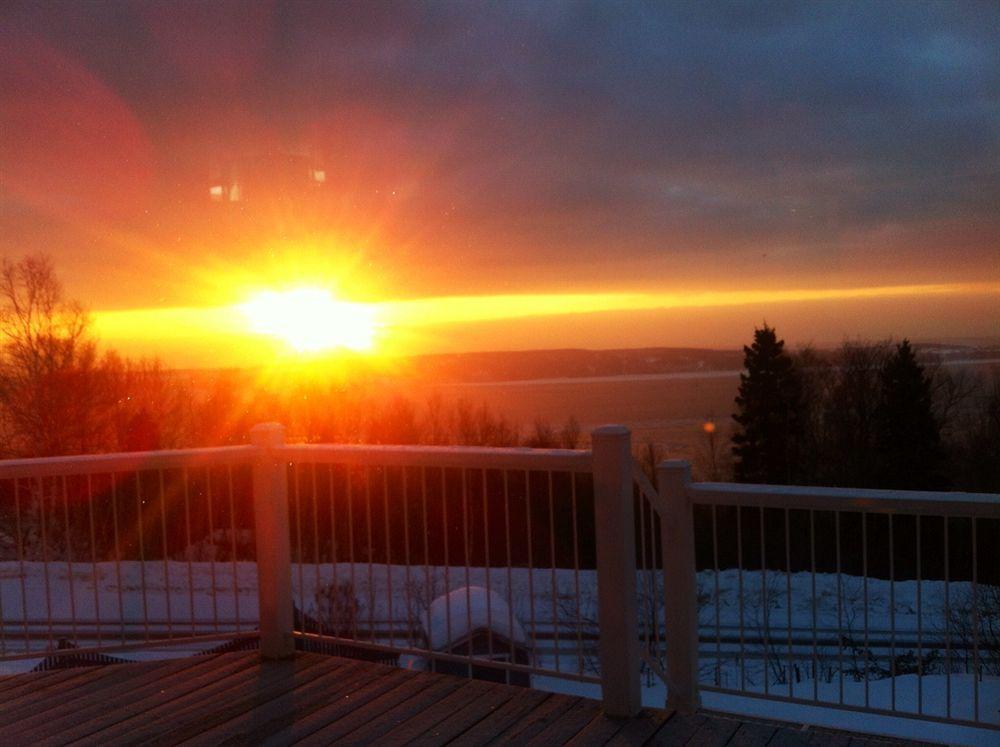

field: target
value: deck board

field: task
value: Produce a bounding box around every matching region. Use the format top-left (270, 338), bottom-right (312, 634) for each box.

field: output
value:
top-left (312, 670), bottom-right (466, 745)
top-left (565, 711), bottom-right (633, 745)
top-left (0, 651), bottom-right (932, 746)
top-left (136, 656), bottom-right (342, 746)
top-left (38, 653), bottom-right (260, 745)
top-left (179, 658), bottom-right (374, 746)
top-left (448, 687), bottom-right (552, 747)
top-left (408, 683), bottom-right (523, 746)
top-left (257, 666), bottom-right (411, 746)
top-left (4, 655), bottom-right (210, 736)
top-left (373, 678), bottom-right (497, 744)
top-left (525, 697), bottom-right (605, 744)
top-left (488, 692), bottom-right (584, 743)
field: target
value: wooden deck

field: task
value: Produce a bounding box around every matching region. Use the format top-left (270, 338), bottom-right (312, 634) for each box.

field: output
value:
top-left (0, 651), bottom-right (918, 745)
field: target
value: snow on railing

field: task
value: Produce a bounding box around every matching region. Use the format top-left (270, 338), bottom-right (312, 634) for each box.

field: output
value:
top-left (640, 460), bottom-right (1000, 734)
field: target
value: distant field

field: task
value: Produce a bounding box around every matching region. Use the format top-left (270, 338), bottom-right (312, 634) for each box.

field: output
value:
top-left (414, 370), bottom-right (741, 464)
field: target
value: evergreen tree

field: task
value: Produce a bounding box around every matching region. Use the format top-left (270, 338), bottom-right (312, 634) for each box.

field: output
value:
top-left (874, 339), bottom-right (947, 489)
top-left (731, 325), bottom-right (804, 484)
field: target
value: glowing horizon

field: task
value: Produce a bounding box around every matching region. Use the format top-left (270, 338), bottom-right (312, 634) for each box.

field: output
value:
top-left (89, 280), bottom-right (1000, 367)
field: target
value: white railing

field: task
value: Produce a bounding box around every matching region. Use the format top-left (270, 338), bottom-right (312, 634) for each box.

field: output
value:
top-left (643, 461), bottom-right (1000, 735)
top-left (0, 423), bottom-right (631, 707)
top-left (1, 422), bottom-right (996, 740)
top-left (0, 444), bottom-right (260, 665)
top-left (269, 423), bottom-right (606, 690)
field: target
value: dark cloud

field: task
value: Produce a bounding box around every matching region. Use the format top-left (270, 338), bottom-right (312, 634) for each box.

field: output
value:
top-left (1, 0), bottom-right (997, 300)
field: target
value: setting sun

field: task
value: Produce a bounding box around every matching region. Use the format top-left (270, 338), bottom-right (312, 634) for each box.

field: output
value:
top-left (239, 287), bottom-right (379, 353)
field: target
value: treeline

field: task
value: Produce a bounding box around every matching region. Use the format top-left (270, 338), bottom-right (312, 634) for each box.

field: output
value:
top-left (185, 376), bottom-right (583, 451)
top-left (730, 325), bottom-right (1000, 493)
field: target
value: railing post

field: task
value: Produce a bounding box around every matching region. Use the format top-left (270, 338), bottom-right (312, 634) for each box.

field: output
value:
top-left (591, 425), bottom-right (642, 717)
top-left (251, 422), bottom-right (295, 659)
top-left (657, 459), bottom-right (701, 712)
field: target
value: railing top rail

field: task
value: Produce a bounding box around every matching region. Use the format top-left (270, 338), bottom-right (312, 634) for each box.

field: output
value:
top-left (0, 445), bottom-right (257, 480)
top-left (278, 442), bottom-right (593, 472)
top-left (690, 480), bottom-right (1000, 517)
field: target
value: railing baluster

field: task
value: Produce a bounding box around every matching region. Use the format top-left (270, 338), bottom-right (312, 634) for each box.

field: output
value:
top-left (570, 471), bottom-right (583, 678)
top-left (228, 464), bottom-right (240, 633)
top-left (836, 510), bottom-right (843, 706)
top-left (649, 493), bottom-right (662, 676)
top-left (402, 466), bottom-right (412, 649)
top-left (182, 467), bottom-right (195, 637)
top-left (971, 516), bottom-right (979, 723)
top-left (737, 502), bottom-right (745, 692)
top-left (420, 465), bottom-right (431, 666)
top-left (637, 479), bottom-right (651, 681)
top-left (944, 515), bottom-right (951, 719)
top-left (294, 464), bottom-right (304, 631)
top-left (462, 467), bottom-right (472, 679)
top-left (110, 473), bottom-right (125, 648)
top-left (135, 472), bottom-right (149, 643)
top-left (482, 468), bottom-right (494, 666)
top-left (442, 466), bottom-right (452, 663)
top-left (310, 463), bottom-right (320, 638)
top-left (711, 504), bottom-right (721, 687)
top-left (206, 466), bottom-right (219, 633)
top-left (383, 465), bottom-right (394, 650)
top-left (62, 475), bottom-right (78, 647)
top-left (863, 511), bottom-right (870, 710)
top-left (760, 505), bottom-right (768, 697)
top-left (327, 464), bottom-right (339, 635)
top-left (87, 474), bottom-right (101, 648)
top-left (346, 464), bottom-right (358, 643)
top-left (916, 514), bottom-right (923, 716)
top-left (503, 469), bottom-right (514, 685)
top-left (159, 469), bottom-right (173, 639)
top-left (364, 466), bottom-right (374, 646)
top-left (809, 509), bottom-right (818, 703)
top-left (547, 470), bottom-right (559, 674)
top-left (524, 469), bottom-right (536, 662)
top-left (38, 477), bottom-right (55, 651)
top-left (785, 507), bottom-right (793, 699)
top-left (890, 513), bottom-right (896, 712)
top-left (15, 479), bottom-right (30, 653)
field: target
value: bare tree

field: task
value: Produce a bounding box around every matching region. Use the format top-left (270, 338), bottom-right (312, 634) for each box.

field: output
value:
top-left (0, 255), bottom-right (120, 456)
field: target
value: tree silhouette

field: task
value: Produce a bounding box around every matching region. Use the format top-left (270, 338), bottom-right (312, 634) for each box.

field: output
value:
top-left (731, 324), bottom-right (803, 484)
top-left (874, 339), bottom-right (947, 489)
top-left (823, 341), bottom-right (889, 488)
top-left (0, 255), bottom-right (113, 456)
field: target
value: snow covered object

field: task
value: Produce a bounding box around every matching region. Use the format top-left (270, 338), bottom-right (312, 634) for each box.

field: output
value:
top-left (424, 586), bottom-right (526, 650)
top-left (420, 586), bottom-right (532, 685)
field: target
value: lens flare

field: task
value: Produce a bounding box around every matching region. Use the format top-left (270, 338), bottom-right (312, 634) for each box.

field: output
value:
top-left (240, 287), bottom-right (379, 353)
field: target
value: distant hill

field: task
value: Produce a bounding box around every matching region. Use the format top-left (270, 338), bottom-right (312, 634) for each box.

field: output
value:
top-left (169, 342), bottom-right (1000, 388)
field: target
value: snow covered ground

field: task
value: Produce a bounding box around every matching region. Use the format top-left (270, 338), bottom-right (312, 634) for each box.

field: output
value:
top-left (0, 560), bottom-right (996, 743)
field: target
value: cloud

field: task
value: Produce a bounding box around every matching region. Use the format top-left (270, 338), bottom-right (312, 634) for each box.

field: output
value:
top-left (1, 0), bottom-right (997, 304)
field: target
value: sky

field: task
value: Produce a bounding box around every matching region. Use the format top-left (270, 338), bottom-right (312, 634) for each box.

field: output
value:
top-left (1, 1), bottom-right (998, 366)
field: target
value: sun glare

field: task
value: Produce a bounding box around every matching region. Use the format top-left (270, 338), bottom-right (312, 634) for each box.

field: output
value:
top-left (240, 287), bottom-right (379, 353)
